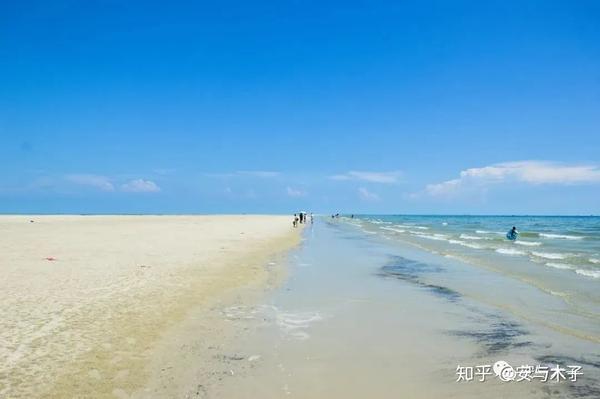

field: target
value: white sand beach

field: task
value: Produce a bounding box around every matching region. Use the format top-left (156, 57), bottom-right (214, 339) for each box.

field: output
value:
top-left (0, 215), bottom-right (300, 398)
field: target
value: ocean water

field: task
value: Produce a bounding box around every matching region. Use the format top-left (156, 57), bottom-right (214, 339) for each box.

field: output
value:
top-left (216, 217), bottom-right (600, 398)
top-left (352, 215), bottom-right (600, 278)
top-left (348, 215), bottom-right (600, 341)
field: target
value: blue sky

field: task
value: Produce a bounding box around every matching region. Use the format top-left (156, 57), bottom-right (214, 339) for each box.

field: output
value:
top-left (1, 1), bottom-right (599, 214)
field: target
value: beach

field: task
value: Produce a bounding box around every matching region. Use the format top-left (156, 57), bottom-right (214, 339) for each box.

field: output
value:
top-left (202, 216), bottom-right (600, 398)
top-left (0, 215), bottom-right (300, 398)
top-left (2, 215), bottom-right (600, 398)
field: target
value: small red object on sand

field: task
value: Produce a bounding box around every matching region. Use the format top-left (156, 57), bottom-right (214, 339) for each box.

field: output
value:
top-left (44, 257), bottom-right (57, 261)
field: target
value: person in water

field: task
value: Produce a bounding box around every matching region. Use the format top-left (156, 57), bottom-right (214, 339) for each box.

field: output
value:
top-left (507, 226), bottom-right (519, 240)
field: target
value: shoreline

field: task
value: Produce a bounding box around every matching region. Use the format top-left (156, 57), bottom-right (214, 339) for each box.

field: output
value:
top-left (0, 215), bottom-right (302, 398)
top-left (206, 219), bottom-right (599, 398)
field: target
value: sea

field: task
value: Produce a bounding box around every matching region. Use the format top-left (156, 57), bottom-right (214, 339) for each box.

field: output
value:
top-left (214, 215), bottom-right (600, 398)
top-left (349, 215), bottom-right (600, 341)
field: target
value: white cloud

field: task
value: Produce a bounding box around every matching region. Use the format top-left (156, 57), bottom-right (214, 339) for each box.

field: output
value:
top-left (425, 161), bottom-right (600, 197)
top-left (358, 187), bottom-right (379, 201)
top-left (330, 171), bottom-right (402, 184)
top-left (66, 174), bottom-right (115, 191)
top-left (121, 179), bottom-right (161, 193)
top-left (286, 186), bottom-right (306, 197)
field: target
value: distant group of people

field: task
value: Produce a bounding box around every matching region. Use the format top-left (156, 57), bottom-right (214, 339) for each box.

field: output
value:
top-left (330, 213), bottom-right (356, 219)
top-left (293, 212), bottom-right (313, 227)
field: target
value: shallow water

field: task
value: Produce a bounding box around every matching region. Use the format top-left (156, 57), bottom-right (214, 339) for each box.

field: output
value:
top-left (349, 215), bottom-right (600, 342)
top-left (215, 219), bottom-right (600, 398)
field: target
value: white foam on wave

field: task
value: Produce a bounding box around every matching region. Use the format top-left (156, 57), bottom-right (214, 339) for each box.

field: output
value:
top-left (589, 258), bottom-right (600, 264)
top-left (459, 234), bottom-right (483, 240)
top-left (370, 220), bottom-right (392, 225)
top-left (277, 311), bottom-right (324, 340)
top-left (223, 305), bottom-right (323, 340)
top-left (548, 289), bottom-right (570, 298)
top-left (575, 269), bottom-right (600, 279)
top-left (448, 239), bottom-right (484, 249)
top-left (496, 248), bottom-right (526, 256)
top-left (531, 251), bottom-right (574, 260)
top-left (514, 240), bottom-right (542, 247)
top-left (380, 226), bottom-right (406, 233)
top-left (415, 234), bottom-right (447, 241)
top-left (545, 262), bottom-right (573, 270)
top-left (409, 230), bottom-right (421, 235)
top-left (442, 222), bottom-right (448, 226)
top-left (442, 253), bottom-right (474, 263)
top-left (539, 233), bottom-right (584, 240)
top-left (476, 230), bottom-right (504, 235)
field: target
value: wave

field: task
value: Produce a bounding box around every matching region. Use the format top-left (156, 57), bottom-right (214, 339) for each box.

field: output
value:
top-left (476, 230), bottom-right (504, 235)
top-left (449, 240), bottom-right (484, 249)
top-left (575, 269), bottom-right (600, 279)
top-left (380, 226), bottom-right (406, 233)
top-left (415, 234), bottom-right (447, 241)
top-left (545, 262), bottom-right (573, 270)
top-left (495, 248), bottom-right (526, 256)
top-left (589, 258), bottom-right (600, 264)
top-left (442, 222), bottom-right (448, 226)
top-left (539, 233), bottom-right (584, 240)
top-left (409, 230), bottom-right (428, 236)
top-left (514, 240), bottom-right (542, 247)
top-left (549, 290), bottom-right (569, 298)
top-left (276, 311), bottom-right (324, 340)
top-left (531, 251), bottom-right (574, 260)
top-left (459, 234), bottom-right (483, 240)
top-left (370, 219), bottom-right (392, 225)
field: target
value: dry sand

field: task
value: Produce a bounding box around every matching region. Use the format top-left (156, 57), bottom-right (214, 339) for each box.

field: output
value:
top-left (0, 215), bottom-right (300, 398)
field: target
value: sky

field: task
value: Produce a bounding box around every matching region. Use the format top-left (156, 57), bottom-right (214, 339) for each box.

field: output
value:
top-left (1, 1), bottom-right (599, 215)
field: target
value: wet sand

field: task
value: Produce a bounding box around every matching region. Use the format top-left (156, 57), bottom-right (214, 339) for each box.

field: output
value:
top-left (210, 219), bottom-right (600, 398)
top-left (0, 215), bottom-right (300, 398)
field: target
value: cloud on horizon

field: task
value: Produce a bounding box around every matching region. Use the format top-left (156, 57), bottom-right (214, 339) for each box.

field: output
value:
top-left (121, 179), bottom-right (161, 193)
top-left (330, 170), bottom-right (402, 184)
top-left (66, 174), bottom-right (160, 193)
top-left (425, 161), bottom-right (600, 197)
top-left (66, 174), bottom-right (115, 192)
